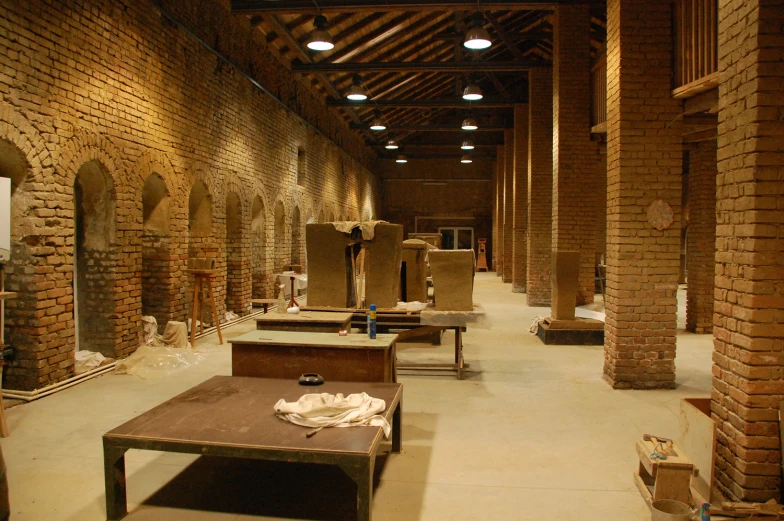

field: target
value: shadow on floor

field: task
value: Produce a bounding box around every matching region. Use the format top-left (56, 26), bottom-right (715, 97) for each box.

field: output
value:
top-left (140, 452), bottom-right (393, 520)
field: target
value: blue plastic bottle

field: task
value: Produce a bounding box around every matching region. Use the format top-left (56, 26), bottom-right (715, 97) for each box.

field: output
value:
top-left (368, 304), bottom-right (377, 339)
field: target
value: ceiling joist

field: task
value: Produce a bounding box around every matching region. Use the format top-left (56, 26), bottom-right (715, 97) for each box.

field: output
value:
top-left (232, 1), bottom-right (589, 14)
top-left (292, 61), bottom-right (542, 73)
top-left (350, 124), bottom-right (510, 132)
top-left (328, 99), bottom-right (518, 108)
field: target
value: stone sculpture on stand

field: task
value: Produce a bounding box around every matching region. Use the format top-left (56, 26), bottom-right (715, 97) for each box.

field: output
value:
top-left (429, 249), bottom-right (476, 311)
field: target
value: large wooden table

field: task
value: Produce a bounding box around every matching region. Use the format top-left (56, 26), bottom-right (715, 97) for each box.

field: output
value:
top-left (230, 330), bottom-right (398, 383)
top-left (103, 376), bottom-right (403, 521)
top-left (255, 310), bottom-right (353, 333)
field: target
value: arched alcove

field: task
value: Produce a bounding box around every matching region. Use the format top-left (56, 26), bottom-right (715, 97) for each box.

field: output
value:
top-left (74, 160), bottom-right (116, 357)
top-left (141, 173), bottom-right (171, 329)
top-left (188, 180), bottom-right (215, 326)
top-left (327, 211), bottom-right (336, 223)
top-left (318, 210), bottom-right (325, 223)
top-left (291, 206), bottom-right (301, 268)
top-left (251, 196), bottom-right (267, 298)
top-left (274, 200), bottom-right (286, 271)
top-left (225, 191), bottom-right (243, 314)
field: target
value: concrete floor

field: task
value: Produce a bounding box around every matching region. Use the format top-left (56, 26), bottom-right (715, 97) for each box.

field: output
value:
top-left (1, 273), bottom-right (713, 521)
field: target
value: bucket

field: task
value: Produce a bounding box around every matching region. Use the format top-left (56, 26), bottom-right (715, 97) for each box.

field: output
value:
top-left (651, 499), bottom-right (692, 521)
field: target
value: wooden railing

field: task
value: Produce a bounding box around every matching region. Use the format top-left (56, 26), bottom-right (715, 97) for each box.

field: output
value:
top-left (673, 0), bottom-right (718, 97)
top-left (591, 56), bottom-right (607, 132)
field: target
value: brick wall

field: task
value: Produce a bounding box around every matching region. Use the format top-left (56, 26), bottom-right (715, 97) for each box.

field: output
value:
top-left (552, 5), bottom-right (597, 305)
top-left (712, 0), bottom-right (784, 502)
top-left (512, 104), bottom-right (529, 293)
top-left (527, 67), bottom-right (554, 307)
top-left (686, 140), bottom-right (717, 334)
top-left (603, 0), bottom-right (683, 390)
top-left (379, 157), bottom-right (494, 256)
top-left (0, 0), bottom-right (378, 390)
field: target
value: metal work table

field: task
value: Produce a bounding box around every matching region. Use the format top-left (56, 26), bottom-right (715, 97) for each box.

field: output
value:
top-left (103, 376), bottom-right (402, 521)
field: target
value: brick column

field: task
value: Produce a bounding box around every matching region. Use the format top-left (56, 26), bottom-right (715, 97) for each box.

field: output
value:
top-left (496, 146), bottom-right (505, 276)
top-left (603, 0), bottom-right (682, 389)
top-left (512, 104), bottom-right (529, 293)
top-left (527, 67), bottom-right (554, 306)
top-left (552, 5), bottom-right (596, 305)
top-left (492, 158), bottom-right (498, 271)
top-left (712, 0), bottom-right (784, 502)
top-left (686, 140), bottom-right (716, 334)
top-left (503, 132), bottom-right (514, 283)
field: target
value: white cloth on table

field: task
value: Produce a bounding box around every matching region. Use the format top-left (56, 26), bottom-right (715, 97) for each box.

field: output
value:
top-left (274, 392), bottom-right (391, 438)
top-left (331, 220), bottom-right (386, 241)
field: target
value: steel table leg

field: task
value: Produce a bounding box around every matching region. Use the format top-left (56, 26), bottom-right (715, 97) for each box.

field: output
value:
top-left (392, 399), bottom-right (402, 454)
top-left (340, 457), bottom-right (375, 521)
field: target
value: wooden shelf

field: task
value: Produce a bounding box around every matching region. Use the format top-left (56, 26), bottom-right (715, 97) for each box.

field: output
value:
top-left (0, 292), bottom-right (17, 300)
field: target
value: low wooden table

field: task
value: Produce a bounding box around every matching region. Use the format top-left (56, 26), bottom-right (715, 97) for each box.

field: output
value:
top-left (103, 376), bottom-right (403, 521)
top-left (256, 311), bottom-right (353, 333)
top-left (230, 331), bottom-right (398, 383)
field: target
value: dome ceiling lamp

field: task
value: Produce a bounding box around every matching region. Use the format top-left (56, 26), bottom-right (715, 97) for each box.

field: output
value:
top-left (461, 154), bottom-right (473, 164)
top-left (306, 15), bottom-right (334, 51)
top-left (385, 139), bottom-right (399, 150)
top-left (369, 111), bottom-right (387, 131)
top-left (461, 139), bottom-right (475, 150)
top-left (396, 154), bottom-right (408, 164)
top-left (346, 74), bottom-right (368, 101)
top-left (462, 82), bottom-right (483, 101)
top-left (463, 12), bottom-right (492, 50)
top-left (461, 116), bottom-right (479, 131)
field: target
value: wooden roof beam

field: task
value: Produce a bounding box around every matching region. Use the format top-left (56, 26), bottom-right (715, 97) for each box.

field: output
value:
top-left (485, 11), bottom-right (526, 60)
top-left (351, 124), bottom-right (510, 131)
top-left (327, 12), bottom-right (415, 64)
top-left (292, 61), bottom-right (542, 73)
top-left (329, 100), bottom-right (517, 108)
top-left (232, 1), bottom-right (586, 14)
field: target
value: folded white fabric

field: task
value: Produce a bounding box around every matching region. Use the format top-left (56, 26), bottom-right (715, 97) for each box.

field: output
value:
top-left (274, 392), bottom-right (391, 438)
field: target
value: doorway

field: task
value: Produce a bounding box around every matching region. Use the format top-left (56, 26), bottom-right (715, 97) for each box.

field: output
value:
top-left (438, 227), bottom-right (474, 251)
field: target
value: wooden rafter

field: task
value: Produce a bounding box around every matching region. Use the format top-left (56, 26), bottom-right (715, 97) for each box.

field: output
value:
top-left (292, 60), bottom-right (543, 73)
top-left (232, 1), bottom-right (585, 14)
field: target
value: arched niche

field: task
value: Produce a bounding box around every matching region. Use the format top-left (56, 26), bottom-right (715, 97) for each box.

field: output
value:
top-left (74, 160), bottom-right (117, 357)
top-left (225, 191), bottom-right (244, 314)
top-left (188, 180), bottom-right (213, 262)
top-left (291, 206), bottom-right (302, 268)
top-left (317, 210), bottom-right (325, 224)
top-left (141, 173), bottom-right (171, 328)
top-left (327, 211), bottom-right (336, 223)
top-left (251, 196), bottom-right (267, 298)
top-left (274, 200), bottom-right (286, 271)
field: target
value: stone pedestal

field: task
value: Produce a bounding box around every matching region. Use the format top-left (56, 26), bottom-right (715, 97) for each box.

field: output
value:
top-left (536, 317), bottom-right (604, 345)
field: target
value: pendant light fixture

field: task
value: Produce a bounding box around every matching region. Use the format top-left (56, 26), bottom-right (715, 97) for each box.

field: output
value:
top-left (461, 116), bottom-right (479, 130)
top-left (369, 111), bottom-right (386, 131)
top-left (346, 74), bottom-right (368, 101)
top-left (385, 139), bottom-right (399, 150)
top-left (462, 83), bottom-right (483, 101)
top-left (461, 155), bottom-right (473, 164)
top-left (463, 12), bottom-right (492, 50)
top-left (396, 154), bottom-right (408, 164)
top-left (461, 139), bottom-right (475, 150)
top-left (306, 15), bottom-right (334, 51)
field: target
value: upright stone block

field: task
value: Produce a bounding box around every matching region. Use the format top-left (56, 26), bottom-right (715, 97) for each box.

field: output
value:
top-left (364, 223), bottom-right (403, 309)
top-left (401, 239), bottom-right (428, 303)
top-left (712, 0), bottom-right (784, 502)
top-left (527, 67), bottom-right (554, 307)
top-left (551, 251), bottom-right (579, 320)
top-left (305, 224), bottom-right (355, 308)
top-left (430, 250), bottom-right (475, 311)
top-left (603, 0), bottom-right (682, 390)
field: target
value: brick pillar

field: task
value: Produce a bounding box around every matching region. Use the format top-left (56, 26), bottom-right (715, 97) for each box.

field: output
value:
top-left (552, 4), bottom-right (596, 305)
top-left (712, 0), bottom-right (784, 502)
top-left (686, 140), bottom-right (716, 334)
top-left (494, 161), bottom-right (499, 271)
top-left (527, 67), bottom-right (554, 306)
top-left (603, 0), bottom-right (682, 389)
top-left (503, 132), bottom-right (514, 284)
top-left (512, 104), bottom-right (529, 293)
top-left (496, 146), bottom-right (505, 276)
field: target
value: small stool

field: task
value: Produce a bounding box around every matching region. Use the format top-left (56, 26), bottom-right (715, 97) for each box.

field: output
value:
top-left (187, 267), bottom-right (223, 346)
top-left (251, 298), bottom-right (277, 314)
top-left (634, 436), bottom-right (695, 508)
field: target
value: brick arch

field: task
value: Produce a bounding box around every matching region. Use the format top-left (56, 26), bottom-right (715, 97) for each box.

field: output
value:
top-left (250, 185), bottom-right (273, 299)
top-left (0, 104), bottom-right (61, 391)
top-left (271, 188), bottom-right (290, 271)
top-left (224, 175), bottom-right (253, 315)
top-left (56, 129), bottom-right (124, 198)
top-left (133, 149), bottom-right (188, 329)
